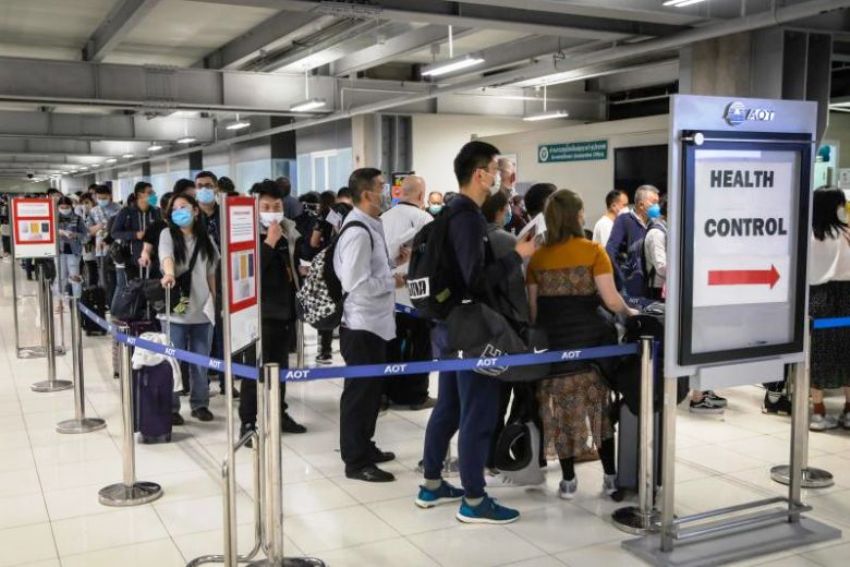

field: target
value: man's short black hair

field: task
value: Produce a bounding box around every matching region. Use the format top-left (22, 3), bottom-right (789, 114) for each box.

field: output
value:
top-left (453, 141), bottom-right (500, 187)
top-left (219, 176), bottom-right (236, 194)
top-left (348, 168), bottom-right (382, 204)
top-left (87, 183), bottom-right (98, 192)
top-left (249, 179), bottom-right (283, 201)
top-left (94, 184), bottom-right (112, 196)
top-left (481, 191), bottom-right (509, 224)
top-left (133, 181), bottom-right (153, 195)
top-left (195, 170), bottom-right (217, 184)
top-left (298, 192), bottom-right (320, 205)
top-left (172, 178), bottom-right (195, 194)
top-left (605, 189), bottom-right (624, 210)
top-left (275, 177), bottom-right (292, 198)
top-left (524, 182), bottom-right (556, 218)
top-left (337, 186), bottom-right (352, 200)
top-left (46, 188), bottom-right (61, 196)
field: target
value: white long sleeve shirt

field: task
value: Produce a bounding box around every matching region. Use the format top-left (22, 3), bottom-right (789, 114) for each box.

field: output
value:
top-left (381, 201), bottom-right (433, 307)
top-left (644, 220), bottom-right (667, 289)
top-left (592, 214), bottom-right (614, 246)
top-left (332, 207), bottom-right (396, 341)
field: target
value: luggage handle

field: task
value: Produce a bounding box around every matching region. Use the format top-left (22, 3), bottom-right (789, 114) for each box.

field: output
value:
top-left (144, 265), bottom-right (151, 320)
top-left (164, 285), bottom-right (171, 340)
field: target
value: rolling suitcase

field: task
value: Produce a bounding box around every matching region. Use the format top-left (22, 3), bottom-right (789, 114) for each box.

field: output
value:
top-left (134, 360), bottom-right (174, 444)
top-left (80, 286), bottom-right (108, 336)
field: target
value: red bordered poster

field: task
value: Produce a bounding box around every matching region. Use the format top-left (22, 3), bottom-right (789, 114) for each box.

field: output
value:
top-left (11, 197), bottom-right (56, 259)
top-left (224, 196), bottom-right (259, 353)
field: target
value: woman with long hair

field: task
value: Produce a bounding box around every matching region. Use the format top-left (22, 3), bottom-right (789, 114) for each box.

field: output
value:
top-left (55, 196), bottom-right (87, 304)
top-left (526, 189), bottom-right (637, 500)
top-left (809, 186), bottom-right (850, 430)
top-left (159, 193), bottom-right (219, 424)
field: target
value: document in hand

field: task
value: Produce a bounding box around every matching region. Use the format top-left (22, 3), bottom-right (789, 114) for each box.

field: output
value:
top-left (517, 213), bottom-right (547, 244)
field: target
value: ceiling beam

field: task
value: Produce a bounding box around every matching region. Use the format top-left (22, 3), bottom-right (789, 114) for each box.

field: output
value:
top-left (257, 18), bottom-right (378, 72)
top-left (188, 0), bottom-right (690, 39)
top-left (83, 0), bottom-right (163, 62)
top-left (199, 10), bottom-right (332, 69)
top-left (333, 25), bottom-right (474, 77)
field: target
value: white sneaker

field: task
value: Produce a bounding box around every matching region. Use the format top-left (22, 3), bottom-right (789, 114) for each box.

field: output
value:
top-left (809, 413), bottom-right (839, 431)
top-left (558, 478), bottom-right (577, 500)
top-left (487, 471), bottom-right (545, 488)
top-left (602, 473), bottom-right (618, 496)
top-left (839, 411), bottom-right (850, 430)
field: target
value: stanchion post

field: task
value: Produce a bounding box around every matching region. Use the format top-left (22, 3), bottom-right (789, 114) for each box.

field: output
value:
top-left (98, 325), bottom-right (162, 506)
top-left (770, 322), bottom-right (834, 490)
top-left (613, 336), bottom-right (659, 534)
top-left (56, 298), bottom-right (106, 433)
top-left (266, 363), bottom-right (284, 562)
top-left (660, 374), bottom-right (679, 552)
top-left (296, 320), bottom-right (305, 369)
top-left (31, 262), bottom-right (72, 392)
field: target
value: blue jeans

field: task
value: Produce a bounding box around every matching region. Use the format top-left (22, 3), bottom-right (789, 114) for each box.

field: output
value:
top-left (55, 254), bottom-right (82, 299)
top-left (422, 324), bottom-right (502, 499)
top-left (169, 322), bottom-right (213, 412)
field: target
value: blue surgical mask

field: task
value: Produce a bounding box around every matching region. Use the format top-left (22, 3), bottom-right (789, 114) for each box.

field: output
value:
top-left (97, 198), bottom-right (110, 208)
top-left (503, 206), bottom-right (513, 227)
top-left (428, 205), bottom-right (443, 215)
top-left (147, 193), bottom-right (158, 207)
top-left (196, 187), bottom-right (216, 205)
top-left (647, 204), bottom-right (661, 220)
top-left (170, 208), bottom-right (193, 228)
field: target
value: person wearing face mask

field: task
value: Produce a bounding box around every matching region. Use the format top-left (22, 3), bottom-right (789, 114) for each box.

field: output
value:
top-left (380, 175), bottom-right (436, 410)
top-left (417, 142), bottom-right (538, 524)
top-left (159, 194), bottom-right (220, 424)
top-left (76, 194), bottom-right (98, 286)
top-left (86, 185), bottom-right (122, 302)
top-left (605, 185), bottom-right (659, 298)
top-left (333, 167), bottom-right (410, 483)
top-left (55, 196), bottom-right (88, 306)
top-left (592, 190), bottom-right (629, 247)
top-left (139, 192), bottom-right (173, 280)
top-left (111, 182), bottom-right (159, 292)
top-left (236, 180), bottom-right (307, 440)
top-left (427, 191), bottom-right (444, 216)
top-left (497, 157), bottom-right (518, 198)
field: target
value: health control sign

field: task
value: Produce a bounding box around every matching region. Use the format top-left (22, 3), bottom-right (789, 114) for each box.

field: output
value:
top-left (11, 197), bottom-right (56, 259)
top-left (692, 151), bottom-right (794, 308)
top-left (538, 140), bottom-right (607, 163)
top-left (225, 196), bottom-right (259, 354)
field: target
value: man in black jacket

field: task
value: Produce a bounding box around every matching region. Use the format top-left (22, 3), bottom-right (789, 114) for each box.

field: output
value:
top-left (111, 181), bottom-right (159, 280)
top-left (238, 181), bottom-right (306, 438)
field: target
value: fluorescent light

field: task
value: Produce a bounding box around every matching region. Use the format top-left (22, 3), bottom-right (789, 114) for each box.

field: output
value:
top-left (523, 110), bottom-right (569, 122)
top-left (122, 153), bottom-right (134, 159)
top-left (663, 0), bottom-right (707, 6)
top-left (290, 98), bottom-right (327, 112)
top-left (106, 158), bottom-right (117, 164)
top-left (79, 167), bottom-right (88, 171)
top-left (226, 119), bottom-right (250, 131)
top-left (422, 56), bottom-right (485, 77)
top-left (147, 144), bottom-right (163, 151)
top-left (91, 163), bottom-right (101, 167)
top-left (177, 136), bottom-right (196, 144)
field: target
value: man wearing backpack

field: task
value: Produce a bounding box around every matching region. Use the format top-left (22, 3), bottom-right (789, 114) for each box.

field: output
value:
top-left (334, 168), bottom-right (408, 482)
top-left (415, 142), bottom-right (537, 524)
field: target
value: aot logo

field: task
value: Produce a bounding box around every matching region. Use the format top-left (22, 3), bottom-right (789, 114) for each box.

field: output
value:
top-left (285, 369), bottom-right (311, 381)
top-left (724, 101), bottom-right (775, 126)
top-left (476, 344), bottom-right (507, 376)
top-left (384, 364), bottom-right (407, 375)
top-left (538, 146), bottom-right (550, 163)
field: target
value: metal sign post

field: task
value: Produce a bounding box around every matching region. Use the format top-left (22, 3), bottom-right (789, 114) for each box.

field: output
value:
top-left (31, 260), bottom-right (72, 393)
top-left (56, 298), bottom-right (106, 433)
top-left (98, 324), bottom-right (163, 506)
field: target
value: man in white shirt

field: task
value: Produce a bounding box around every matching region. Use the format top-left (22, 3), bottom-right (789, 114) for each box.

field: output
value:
top-left (497, 157), bottom-right (517, 197)
top-left (592, 189), bottom-right (628, 246)
top-left (334, 168), bottom-right (408, 483)
top-left (381, 176), bottom-right (436, 411)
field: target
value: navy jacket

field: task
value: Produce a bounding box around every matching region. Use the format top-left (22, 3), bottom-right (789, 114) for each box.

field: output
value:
top-left (605, 211), bottom-right (648, 297)
top-left (111, 204), bottom-right (160, 264)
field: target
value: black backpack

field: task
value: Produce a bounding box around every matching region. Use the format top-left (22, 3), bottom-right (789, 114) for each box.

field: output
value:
top-left (637, 220), bottom-right (667, 298)
top-left (405, 207), bottom-right (462, 320)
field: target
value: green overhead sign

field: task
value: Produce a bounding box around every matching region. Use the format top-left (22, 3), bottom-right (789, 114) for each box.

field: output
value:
top-left (538, 140), bottom-right (608, 163)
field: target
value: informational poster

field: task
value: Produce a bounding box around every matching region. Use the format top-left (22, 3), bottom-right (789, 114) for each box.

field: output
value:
top-left (390, 171), bottom-right (412, 206)
top-left (11, 198), bottom-right (56, 259)
top-left (224, 197), bottom-right (259, 354)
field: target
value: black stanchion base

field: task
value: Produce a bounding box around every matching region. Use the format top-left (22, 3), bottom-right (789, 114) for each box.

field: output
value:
top-left (56, 417), bottom-right (106, 434)
top-left (612, 505), bottom-right (661, 535)
top-left (31, 379), bottom-right (73, 393)
top-left (770, 465), bottom-right (834, 489)
top-left (98, 482), bottom-right (163, 507)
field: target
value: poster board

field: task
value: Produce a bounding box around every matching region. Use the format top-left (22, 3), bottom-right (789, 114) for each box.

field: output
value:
top-left (224, 196), bottom-right (259, 354)
top-left (390, 171), bottom-right (413, 206)
top-left (11, 198), bottom-right (56, 259)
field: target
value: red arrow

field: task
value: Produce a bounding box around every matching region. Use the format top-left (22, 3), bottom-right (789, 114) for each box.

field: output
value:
top-left (708, 265), bottom-right (780, 289)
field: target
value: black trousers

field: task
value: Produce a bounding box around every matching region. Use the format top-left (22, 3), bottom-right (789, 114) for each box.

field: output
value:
top-left (339, 328), bottom-right (388, 474)
top-left (319, 329), bottom-right (333, 357)
top-left (385, 312), bottom-right (431, 405)
top-left (239, 320), bottom-right (290, 425)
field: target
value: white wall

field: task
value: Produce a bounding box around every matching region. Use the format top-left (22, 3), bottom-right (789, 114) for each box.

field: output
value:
top-left (478, 115), bottom-right (669, 223)
top-left (411, 114), bottom-right (564, 194)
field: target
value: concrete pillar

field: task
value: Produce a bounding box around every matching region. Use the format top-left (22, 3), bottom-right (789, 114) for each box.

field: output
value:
top-left (351, 114), bottom-right (381, 169)
top-left (680, 28), bottom-right (833, 141)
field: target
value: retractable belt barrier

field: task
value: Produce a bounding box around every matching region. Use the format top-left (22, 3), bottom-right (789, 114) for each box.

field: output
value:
top-left (811, 316), bottom-right (850, 330)
top-left (77, 302), bottom-right (638, 382)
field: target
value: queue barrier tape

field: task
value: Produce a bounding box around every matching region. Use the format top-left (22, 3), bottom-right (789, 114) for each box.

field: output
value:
top-left (78, 302), bottom-right (638, 383)
top-left (812, 316), bottom-right (850, 330)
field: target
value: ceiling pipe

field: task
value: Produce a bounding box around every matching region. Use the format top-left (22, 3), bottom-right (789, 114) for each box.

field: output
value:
top-left (77, 0), bottom-right (850, 177)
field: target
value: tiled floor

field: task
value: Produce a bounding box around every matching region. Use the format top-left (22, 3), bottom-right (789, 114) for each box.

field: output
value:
top-left (0, 259), bottom-right (848, 566)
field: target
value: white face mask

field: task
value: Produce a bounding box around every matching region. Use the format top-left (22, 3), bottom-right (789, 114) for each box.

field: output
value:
top-left (487, 171), bottom-right (502, 196)
top-left (838, 207), bottom-right (848, 223)
top-left (259, 211), bottom-right (284, 228)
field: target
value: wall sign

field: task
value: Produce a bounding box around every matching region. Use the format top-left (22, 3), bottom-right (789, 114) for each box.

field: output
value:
top-left (224, 196), bottom-right (259, 354)
top-left (11, 198), bottom-right (56, 259)
top-left (538, 140), bottom-right (607, 163)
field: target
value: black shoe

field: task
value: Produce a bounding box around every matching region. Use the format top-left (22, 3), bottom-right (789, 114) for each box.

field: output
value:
top-left (282, 412), bottom-right (307, 434)
top-left (179, 388), bottom-right (189, 397)
top-left (346, 464), bottom-right (395, 483)
top-left (370, 448), bottom-right (396, 464)
top-left (315, 353), bottom-right (333, 366)
top-left (172, 413), bottom-right (185, 426)
top-left (240, 422), bottom-right (256, 448)
top-left (763, 392), bottom-right (792, 416)
top-left (220, 386), bottom-right (240, 399)
top-left (191, 407), bottom-right (214, 422)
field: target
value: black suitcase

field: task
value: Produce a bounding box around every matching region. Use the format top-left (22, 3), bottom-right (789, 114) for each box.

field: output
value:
top-left (134, 360), bottom-right (174, 444)
top-left (80, 286), bottom-right (108, 336)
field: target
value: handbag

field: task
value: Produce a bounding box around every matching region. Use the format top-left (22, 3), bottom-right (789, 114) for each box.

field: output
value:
top-left (143, 241), bottom-right (201, 314)
top-left (111, 278), bottom-right (147, 321)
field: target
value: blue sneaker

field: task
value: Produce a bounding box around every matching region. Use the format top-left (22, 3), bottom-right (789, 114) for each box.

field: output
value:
top-left (415, 480), bottom-right (465, 508)
top-left (456, 495), bottom-right (520, 524)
